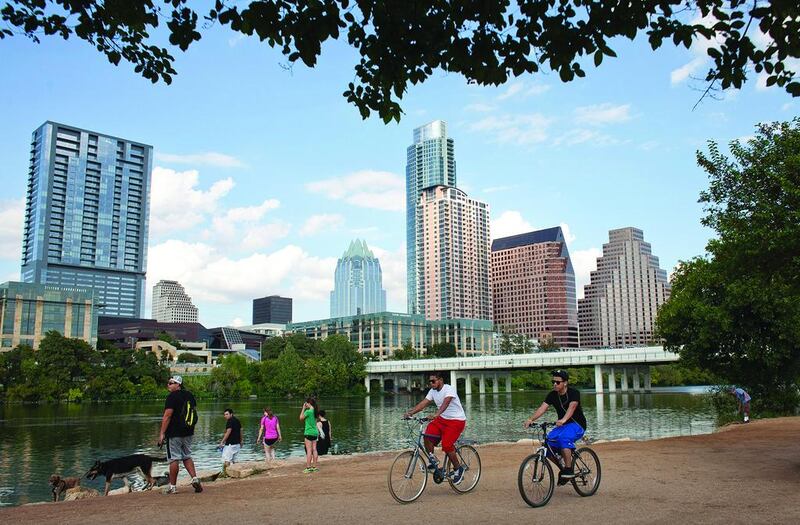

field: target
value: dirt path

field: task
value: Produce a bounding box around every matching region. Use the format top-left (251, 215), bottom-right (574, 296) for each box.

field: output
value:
top-left (4, 417), bottom-right (800, 524)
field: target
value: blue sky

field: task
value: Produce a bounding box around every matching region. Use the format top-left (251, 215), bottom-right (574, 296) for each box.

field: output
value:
top-left (0, 20), bottom-right (796, 327)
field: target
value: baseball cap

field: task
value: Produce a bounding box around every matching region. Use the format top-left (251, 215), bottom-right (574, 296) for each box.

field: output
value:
top-left (551, 370), bottom-right (569, 381)
top-left (169, 375), bottom-right (183, 385)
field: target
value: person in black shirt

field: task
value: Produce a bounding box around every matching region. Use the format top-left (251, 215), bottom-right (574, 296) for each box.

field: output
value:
top-left (524, 370), bottom-right (587, 482)
top-left (158, 375), bottom-right (203, 494)
top-left (219, 408), bottom-right (243, 473)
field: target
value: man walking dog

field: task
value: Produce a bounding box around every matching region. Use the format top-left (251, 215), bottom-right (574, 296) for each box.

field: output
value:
top-left (159, 375), bottom-right (203, 494)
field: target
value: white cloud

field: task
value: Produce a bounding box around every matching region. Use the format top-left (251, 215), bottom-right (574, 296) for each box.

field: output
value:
top-left (574, 103), bottom-right (632, 126)
top-left (305, 170), bottom-right (405, 212)
top-left (559, 223), bottom-right (576, 245)
top-left (491, 211), bottom-right (533, 239)
top-left (371, 244), bottom-right (407, 312)
top-left (240, 222), bottom-right (292, 251)
top-left (526, 83), bottom-right (551, 96)
top-left (210, 199), bottom-right (281, 237)
top-left (464, 103), bottom-right (497, 113)
top-left (300, 214), bottom-right (345, 236)
top-left (0, 198), bottom-right (25, 261)
top-left (640, 140), bottom-right (660, 151)
top-left (149, 167), bottom-right (234, 236)
top-left (155, 151), bottom-right (247, 168)
top-left (148, 241), bottom-right (336, 304)
top-left (552, 128), bottom-right (622, 147)
top-left (571, 247), bottom-right (602, 300)
top-left (782, 102), bottom-right (795, 112)
top-left (670, 57), bottom-right (706, 85)
top-left (482, 185), bottom-right (516, 194)
top-left (497, 82), bottom-right (525, 100)
top-left (469, 114), bottom-right (552, 145)
top-left (229, 317), bottom-right (245, 327)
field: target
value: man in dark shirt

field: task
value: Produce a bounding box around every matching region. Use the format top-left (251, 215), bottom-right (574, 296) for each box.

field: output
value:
top-left (159, 375), bottom-right (203, 494)
top-left (524, 370), bottom-right (587, 482)
top-left (219, 408), bottom-right (242, 472)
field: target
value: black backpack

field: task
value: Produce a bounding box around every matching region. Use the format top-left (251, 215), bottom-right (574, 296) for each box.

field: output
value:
top-left (176, 391), bottom-right (198, 433)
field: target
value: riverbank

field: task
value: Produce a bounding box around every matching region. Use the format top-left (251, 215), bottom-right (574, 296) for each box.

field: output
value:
top-left (3, 416), bottom-right (799, 524)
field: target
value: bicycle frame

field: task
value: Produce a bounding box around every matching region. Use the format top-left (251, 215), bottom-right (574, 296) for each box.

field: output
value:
top-left (401, 416), bottom-right (470, 478)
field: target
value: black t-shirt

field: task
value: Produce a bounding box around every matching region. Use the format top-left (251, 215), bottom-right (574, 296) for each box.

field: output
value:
top-left (544, 387), bottom-right (587, 429)
top-left (225, 416), bottom-right (242, 445)
top-left (165, 389), bottom-right (196, 438)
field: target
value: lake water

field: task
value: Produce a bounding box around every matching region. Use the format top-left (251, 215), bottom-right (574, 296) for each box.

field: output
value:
top-left (0, 387), bottom-right (716, 507)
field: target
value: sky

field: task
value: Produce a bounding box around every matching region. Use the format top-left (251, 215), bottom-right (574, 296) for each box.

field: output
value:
top-left (0, 15), bottom-right (796, 328)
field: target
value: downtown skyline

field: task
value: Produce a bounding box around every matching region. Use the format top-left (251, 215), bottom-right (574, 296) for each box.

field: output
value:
top-left (0, 25), bottom-right (796, 327)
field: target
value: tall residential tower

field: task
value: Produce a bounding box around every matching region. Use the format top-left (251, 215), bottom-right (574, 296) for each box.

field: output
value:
top-left (578, 227), bottom-right (671, 348)
top-left (406, 121), bottom-right (456, 314)
top-left (21, 122), bottom-right (152, 318)
top-left (492, 227), bottom-right (579, 348)
top-left (330, 239), bottom-right (387, 318)
top-left (415, 186), bottom-right (492, 321)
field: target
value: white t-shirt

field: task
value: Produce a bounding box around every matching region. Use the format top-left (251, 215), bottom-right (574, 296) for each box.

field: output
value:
top-left (426, 383), bottom-right (466, 420)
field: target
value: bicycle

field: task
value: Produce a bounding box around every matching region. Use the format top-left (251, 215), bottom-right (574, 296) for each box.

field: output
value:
top-left (517, 422), bottom-right (601, 508)
top-left (387, 416), bottom-right (481, 503)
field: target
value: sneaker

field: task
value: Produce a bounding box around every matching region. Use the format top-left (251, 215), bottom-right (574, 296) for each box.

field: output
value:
top-left (191, 478), bottom-right (203, 493)
top-left (310, 467), bottom-right (319, 472)
top-left (303, 467), bottom-right (313, 473)
top-left (427, 454), bottom-right (438, 470)
top-left (560, 467), bottom-right (576, 480)
top-left (450, 466), bottom-right (465, 485)
top-left (163, 485), bottom-right (178, 495)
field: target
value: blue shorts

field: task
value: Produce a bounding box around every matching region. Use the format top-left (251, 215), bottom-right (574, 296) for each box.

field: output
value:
top-left (546, 422), bottom-right (585, 450)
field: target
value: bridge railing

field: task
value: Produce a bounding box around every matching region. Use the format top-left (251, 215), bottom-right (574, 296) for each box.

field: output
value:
top-left (365, 346), bottom-right (678, 374)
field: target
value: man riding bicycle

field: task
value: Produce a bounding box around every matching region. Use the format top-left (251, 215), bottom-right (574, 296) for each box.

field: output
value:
top-left (404, 371), bottom-right (466, 485)
top-left (524, 370), bottom-right (587, 483)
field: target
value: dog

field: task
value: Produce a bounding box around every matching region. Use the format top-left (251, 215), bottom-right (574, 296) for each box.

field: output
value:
top-left (49, 474), bottom-right (81, 502)
top-left (85, 454), bottom-right (165, 495)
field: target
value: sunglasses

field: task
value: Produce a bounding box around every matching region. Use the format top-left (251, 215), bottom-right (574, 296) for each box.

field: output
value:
top-left (167, 381), bottom-right (178, 385)
top-left (428, 379), bottom-right (439, 383)
top-left (552, 380), bottom-right (564, 384)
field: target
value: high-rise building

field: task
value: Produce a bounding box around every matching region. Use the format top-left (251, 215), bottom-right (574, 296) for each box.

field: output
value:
top-left (152, 280), bottom-right (198, 323)
top-left (491, 227), bottom-right (579, 348)
top-left (415, 185), bottom-right (492, 321)
top-left (20, 122), bottom-right (152, 318)
top-left (252, 295), bottom-right (292, 324)
top-left (578, 227), bottom-right (671, 348)
top-left (406, 120), bottom-right (456, 314)
top-left (0, 281), bottom-right (98, 350)
top-left (330, 239), bottom-right (387, 318)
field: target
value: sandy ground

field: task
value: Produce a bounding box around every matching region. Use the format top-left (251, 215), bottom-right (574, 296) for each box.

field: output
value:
top-left (4, 417), bottom-right (799, 524)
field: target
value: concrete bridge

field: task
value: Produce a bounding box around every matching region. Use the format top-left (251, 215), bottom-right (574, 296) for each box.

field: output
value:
top-left (364, 346), bottom-right (679, 395)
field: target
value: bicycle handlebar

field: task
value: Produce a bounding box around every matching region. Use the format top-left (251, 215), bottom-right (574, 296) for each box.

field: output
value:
top-left (402, 415), bottom-right (430, 423)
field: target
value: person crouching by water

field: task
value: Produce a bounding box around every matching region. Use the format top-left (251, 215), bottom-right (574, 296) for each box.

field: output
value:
top-left (300, 397), bottom-right (319, 473)
top-left (728, 386), bottom-right (751, 423)
top-left (256, 407), bottom-right (282, 462)
top-left (219, 408), bottom-right (242, 475)
top-left (316, 410), bottom-right (332, 456)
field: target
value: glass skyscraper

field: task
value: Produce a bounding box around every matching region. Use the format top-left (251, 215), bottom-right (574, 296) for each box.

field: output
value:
top-left (406, 120), bottom-right (456, 314)
top-left (21, 122), bottom-right (152, 318)
top-left (330, 239), bottom-right (387, 318)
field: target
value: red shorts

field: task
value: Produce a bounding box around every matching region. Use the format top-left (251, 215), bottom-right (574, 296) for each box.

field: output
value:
top-left (424, 417), bottom-right (466, 453)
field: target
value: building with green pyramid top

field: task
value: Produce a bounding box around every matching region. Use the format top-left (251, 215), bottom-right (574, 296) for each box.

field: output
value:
top-left (330, 239), bottom-right (387, 318)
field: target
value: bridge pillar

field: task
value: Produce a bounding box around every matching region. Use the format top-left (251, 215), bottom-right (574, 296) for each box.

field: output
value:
top-left (380, 375), bottom-right (385, 392)
top-left (632, 369), bottom-right (641, 392)
top-left (594, 365), bottom-right (604, 394)
top-left (643, 366), bottom-right (652, 392)
top-left (492, 373), bottom-right (499, 394)
top-left (364, 374), bottom-right (371, 393)
top-left (393, 375), bottom-right (399, 394)
top-left (620, 369), bottom-right (629, 391)
top-left (479, 374), bottom-right (486, 394)
top-left (465, 373), bottom-right (472, 395)
top-left (505, 373), bottom-right (512, 393)
top-left (607, 367), bottom-right (616, 393)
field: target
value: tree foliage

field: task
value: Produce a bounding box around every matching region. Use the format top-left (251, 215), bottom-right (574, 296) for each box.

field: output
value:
top-left (657, 119), bottom-right (800, 413)
top-left (2, 1), bottom-right (798, 121)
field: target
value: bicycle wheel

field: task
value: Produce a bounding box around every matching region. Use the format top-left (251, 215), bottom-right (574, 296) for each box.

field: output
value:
top-left (388, 450), bottom-right (428, 504)
top-left (517, 453), bottom-right (555, 508)
top-left (571, 447), bottom-right (601, 497)
top-left (445, 444), bottom-right (481, 493)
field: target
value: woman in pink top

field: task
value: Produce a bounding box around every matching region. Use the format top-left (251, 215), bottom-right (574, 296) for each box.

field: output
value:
top-left (256, 407), bottom-right (282, 462)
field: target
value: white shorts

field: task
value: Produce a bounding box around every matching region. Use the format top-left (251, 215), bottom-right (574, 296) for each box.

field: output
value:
top-left (222, 444), bottom-right (241, 463)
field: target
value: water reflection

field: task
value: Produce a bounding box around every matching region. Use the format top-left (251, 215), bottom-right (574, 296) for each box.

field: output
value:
top-left (0, 388), bottom-right (715, 507)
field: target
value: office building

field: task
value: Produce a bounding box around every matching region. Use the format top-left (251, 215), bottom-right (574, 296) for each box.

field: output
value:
top-left (288, 312), bottom-right (494, 359)
top-left (415, 185), bottom-right (492, 321)
top-left (152, 279), bottom-right (198, 323)
top-left (578, 227), bottom-right (671, 348)
top-left (252, 295), bottom-right (292, 324)
top-left (406, 120), bottom-right (456, 314)
top-left (0, 281), bottom-right (98, 350)
top-left (330, 239), bottom-right (387, 317)
top-left (20, 122), bottom-right (152, 318)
